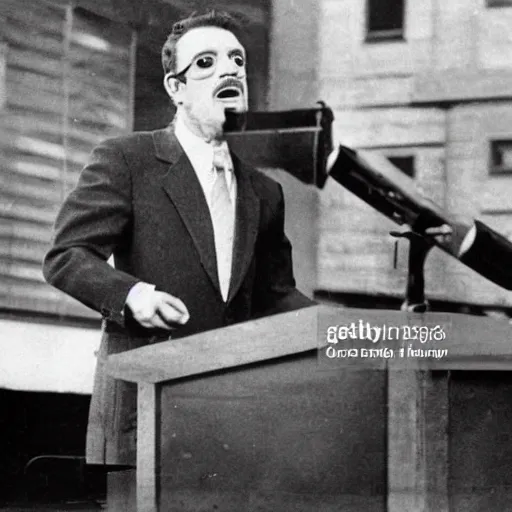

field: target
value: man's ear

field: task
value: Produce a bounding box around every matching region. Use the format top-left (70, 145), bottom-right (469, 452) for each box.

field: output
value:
top-left (163, 74), bottom-right (183, 104)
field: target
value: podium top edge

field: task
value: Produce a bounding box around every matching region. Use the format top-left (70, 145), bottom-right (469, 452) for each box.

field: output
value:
top-left (106, 306), bottom-right (512, 383)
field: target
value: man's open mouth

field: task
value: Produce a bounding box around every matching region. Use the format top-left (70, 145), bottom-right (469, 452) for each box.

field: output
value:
top-left (213, 79), bottom-right (243, 100)
top-left (216, 87), bottom-right (241, 99)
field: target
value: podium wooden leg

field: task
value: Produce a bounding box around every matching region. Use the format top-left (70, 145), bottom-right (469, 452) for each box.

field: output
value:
top-left (107, 469), bottom-right (136, 512)
top-left (387, 370), bottom-right (449, 512)
top-left (137, 382), bottom-right (161, 512)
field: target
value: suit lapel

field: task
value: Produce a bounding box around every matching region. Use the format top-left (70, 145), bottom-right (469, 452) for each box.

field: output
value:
top-left (228, 154), bottom-right (260, 302)
top-left (155, 128), bottom-right (220, 294)
top-left (153, 128), bottom-right (261, 303)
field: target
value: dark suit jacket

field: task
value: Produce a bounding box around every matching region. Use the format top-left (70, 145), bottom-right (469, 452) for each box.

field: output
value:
top-left (43, 126), bottom-right (312, 465)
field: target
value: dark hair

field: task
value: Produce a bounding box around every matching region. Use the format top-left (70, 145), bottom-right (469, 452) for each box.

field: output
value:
top-left (161, 10), bottom-right (243, 75)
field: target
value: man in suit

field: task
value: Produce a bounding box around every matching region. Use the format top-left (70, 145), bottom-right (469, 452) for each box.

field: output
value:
top-left (43, 10), bottom-right (312, 466)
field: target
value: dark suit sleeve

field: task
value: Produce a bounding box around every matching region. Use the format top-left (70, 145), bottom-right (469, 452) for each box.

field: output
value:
top-left (252, 183), bottom-right (314, 317)
top-left (43, 139), bottom-right (140, 325)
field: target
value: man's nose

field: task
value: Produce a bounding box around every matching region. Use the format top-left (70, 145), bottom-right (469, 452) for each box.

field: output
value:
top-left (218, 55), bottom-right (241, 76)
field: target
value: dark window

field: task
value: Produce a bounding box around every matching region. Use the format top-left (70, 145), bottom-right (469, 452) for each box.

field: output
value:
top-left (366, 0), bottom-right (405, 42)
top-left (387, 156), bottom-right (415, 178)
top-left (490, 140), bottom-right (512, 175)
top-left (487, 0), bottom-right (512, 7)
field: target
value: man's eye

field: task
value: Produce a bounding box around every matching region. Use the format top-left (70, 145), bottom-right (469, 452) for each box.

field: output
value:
top-left (233, 55), bottom-right (245, 67)
top-left (196, 56), bottom-right (215, 68)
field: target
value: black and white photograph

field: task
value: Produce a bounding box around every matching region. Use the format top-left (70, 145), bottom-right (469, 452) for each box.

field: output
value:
top-left (1, 0), bottom-right (512, 510)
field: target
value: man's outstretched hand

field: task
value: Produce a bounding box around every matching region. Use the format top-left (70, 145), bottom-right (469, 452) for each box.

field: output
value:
top-left (125, 282), bottom-right (189, 330)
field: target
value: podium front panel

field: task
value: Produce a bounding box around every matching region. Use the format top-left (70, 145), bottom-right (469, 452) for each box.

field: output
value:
top-left (159, 351), bottom-right (387, 512)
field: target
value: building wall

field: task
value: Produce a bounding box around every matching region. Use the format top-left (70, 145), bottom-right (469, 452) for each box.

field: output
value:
top-left (268, 0), bottom-right (320, 109)
top-left (307, 0), bottom-right (512, 307)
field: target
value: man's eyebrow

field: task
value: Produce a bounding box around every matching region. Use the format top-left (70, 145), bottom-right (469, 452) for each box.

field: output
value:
top-left (189, 47), bottom-right (245, 61)
top-left (229, 48), bottom-right (245, 56)
top-left (190, 49), bottom-right (217, 59)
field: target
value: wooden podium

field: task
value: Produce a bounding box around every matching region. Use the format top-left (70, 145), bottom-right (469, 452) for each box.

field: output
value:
top-left (107, 305), bottom-right (512, 512)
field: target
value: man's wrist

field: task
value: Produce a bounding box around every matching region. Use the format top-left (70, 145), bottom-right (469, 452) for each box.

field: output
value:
top-left (125, 282), bottom-right (156, 311)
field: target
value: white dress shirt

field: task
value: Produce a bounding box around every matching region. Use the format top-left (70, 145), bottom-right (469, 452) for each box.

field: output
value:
top-left (174, 115), bottom-right (237, 212)
top-left (125, 117), bottom-right (237, 310)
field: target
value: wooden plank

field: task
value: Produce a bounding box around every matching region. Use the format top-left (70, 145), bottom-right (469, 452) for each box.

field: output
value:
top-left (1, 178), bottom-right (63, 204)
top-left (2, 133), bottom-right (90, 166)
top-left (0, 277), bottom-right (59, 300)
top-left (69, 49), bottom-right (132, 79)
top-left (1, 157), bottom-right (65, 183)
top-left (68, 79), bottom-right (128, 107)
top-left (0, 201), bottom-right (58, 224)
top-left (387, 370), bottom-right (449, 512)
top-left (0, 219), bottom-right (53, 243)
top-left (0, 230), bottom-right (48, 257)
top-left (0, 0), bottom-right (66, 36)
top-left (137, 382), bottom-right (160, 512)
top-left (0, 241), bottom-right (48, 264)
top-left (6, 86), bottom-right (64, 116)
top-left (0, 261), bottom-right (45, 282)
top-left (1, 109), bottom-right (62, 127)
top-left (1, 20), bottom-right (63, 58)
top-left (69, 85), bottom-right (130, 115)
top-left (0, 283), bottom-right (98, 318)
top-left (7, 68), bottom-right (64, 97)
top-left (0, 289), bottom-right (62, 313)
top-left (7, 47), bottom-right (63, 77)
top-left (108, 306), bottom-right (320, 384)
top-left (67, 103), bottom-right (128, 131)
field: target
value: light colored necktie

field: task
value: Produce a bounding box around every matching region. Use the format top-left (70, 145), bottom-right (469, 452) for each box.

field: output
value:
top-left (210, 141), bottom-right (234, 301)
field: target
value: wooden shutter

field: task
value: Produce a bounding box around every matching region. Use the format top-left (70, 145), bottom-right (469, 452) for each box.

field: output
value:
top-left (0, 0), bottom-right (135, 318)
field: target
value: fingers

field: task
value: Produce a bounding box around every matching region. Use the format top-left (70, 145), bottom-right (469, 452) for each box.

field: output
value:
top-left (132, 310), bottom-right (172, 330)
top-left (159, 293), bottom-right (189, 321)
top-left (157, 294), bottom-right (189, 326)
top-left (125, 284), bottom-right (190, 330)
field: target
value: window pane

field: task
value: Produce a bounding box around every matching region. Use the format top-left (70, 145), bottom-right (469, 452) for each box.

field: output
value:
top-left (367, 0), bottom-right (404, 37)
top-left (490, 140), bottom-right (512, 174)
